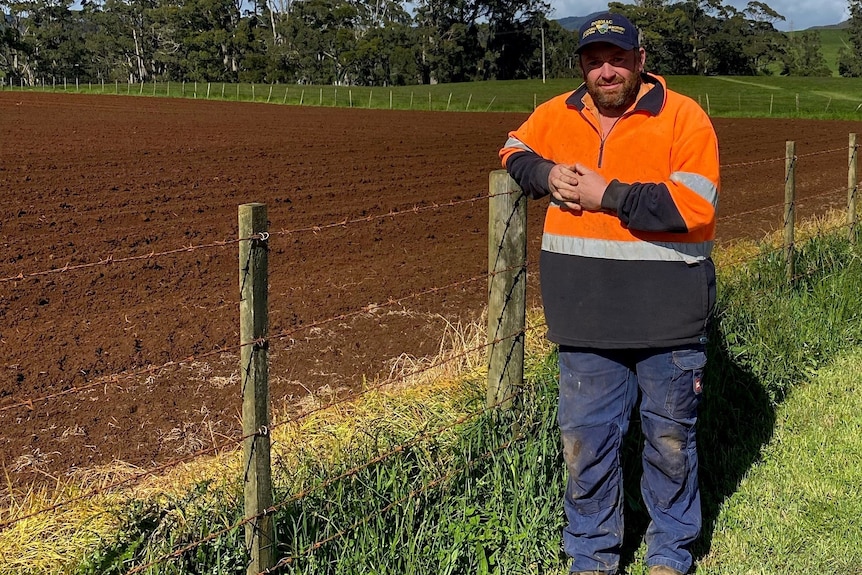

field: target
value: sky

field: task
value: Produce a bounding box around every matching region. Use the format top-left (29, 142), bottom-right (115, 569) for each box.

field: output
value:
top-left (548, 0), bottom-right (851, 32)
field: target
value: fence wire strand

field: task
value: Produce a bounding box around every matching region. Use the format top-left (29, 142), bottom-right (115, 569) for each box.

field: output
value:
top-left (268, 317), bottom-right (544, 435)
top-left (718, 184), bottom-right (850, 224)
top-left (0, 266), bottom-right (508, 413)
top-left (123, 373), bottom-right (530, 575)
top-left (273, 195), bottom-right (490, 237)
top-left (0, 319), bottom-right (546, 531)
top-left (263, 428), bottom-right (525, 574)
top-left (0, 236), bottom-right (252, 284)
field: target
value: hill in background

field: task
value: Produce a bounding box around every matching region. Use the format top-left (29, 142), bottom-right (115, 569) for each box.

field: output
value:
top-left (809, 19), bottom-right (850, 30)
top-left (556, 13), bottom-right (601, 31)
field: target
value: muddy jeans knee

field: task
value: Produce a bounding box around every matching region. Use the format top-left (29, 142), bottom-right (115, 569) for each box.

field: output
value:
top-left (557, 349), bottom-right (638, 573)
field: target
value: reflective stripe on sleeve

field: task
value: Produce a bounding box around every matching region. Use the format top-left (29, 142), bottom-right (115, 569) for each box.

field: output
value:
top-left (542, 233), bottom-right (713, 264)
top-left (671, 171), bottom-right (718, 207)
top-left (504, 136), bottom-right (534, 153)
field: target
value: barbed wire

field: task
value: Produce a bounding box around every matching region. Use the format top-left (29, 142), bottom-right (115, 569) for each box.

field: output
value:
top-left (718, 184), bottom-right (850, 223)
top-left (0, 315), bottom-right (543, 530)
top-left (0, 339), bottom-right (259, 413)
top-left (1, 169), bottom-right (851, 415)
top-left (720, 145), bottom-right (846, 169)
top-left (4, 202), bottom-right (850, 548)
top-left (0, 193), bottom-right (499, 287)
top-left (0, 431), bottom-right (246, 530)
top-left (263, 428), bottom-right (524, 573)
top-left (116, 213), bottom-right (858, 573)
top-left (716, 221), bottom-right (854, 303)
top-left (1, 141), bottom-right (857, 564)
top-left (268, 319), bottom-right (545, 435)
top-left (123, 382), bottom-right (528, 575)
top-left (3, 146), bottom-right (848, 288)
top-left (272, 194), bottom-right (494, 237)
top-left (269, 262), bottom-right (529, 346)
top-left (0, 260), bottom-right (531, 413)
top-left (0, 236), bottom-right (248, 284)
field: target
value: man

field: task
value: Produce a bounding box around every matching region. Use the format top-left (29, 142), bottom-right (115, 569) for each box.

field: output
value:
top-left (499, 12), bottom-right (719, 575)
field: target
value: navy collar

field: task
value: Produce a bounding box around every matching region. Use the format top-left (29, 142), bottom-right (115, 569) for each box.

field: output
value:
top-left (565, 73), bottom-right (664, 116)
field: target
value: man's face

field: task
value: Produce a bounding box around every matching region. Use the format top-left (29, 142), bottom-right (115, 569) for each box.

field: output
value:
top-left (579, 44), bottom-right (646, 115)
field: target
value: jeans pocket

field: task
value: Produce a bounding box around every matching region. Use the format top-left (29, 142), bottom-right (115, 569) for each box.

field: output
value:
top-left (665, 348), bottom-right (706, 419)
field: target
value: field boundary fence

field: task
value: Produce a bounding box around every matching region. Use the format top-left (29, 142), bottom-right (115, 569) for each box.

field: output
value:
top-left (5, 79), bottom-right (862, 116)
top-left (0, 133), bottom-right (858, 574)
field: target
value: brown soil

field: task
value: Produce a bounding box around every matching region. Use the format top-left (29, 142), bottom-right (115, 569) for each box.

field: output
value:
top-left (0, 92), bottom-right (857, 488)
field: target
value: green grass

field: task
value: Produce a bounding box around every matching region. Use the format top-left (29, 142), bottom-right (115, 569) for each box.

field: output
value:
top-left (812, 28), bottom-right (850, 77)
top-left (698, 349), bottom-right (862, 573)
top-left (817, 28), bottom-right (851, 76)
top-left (772, 28), bottom-right (850, 77)
top-left (7, 75), bottom-right (862, 118)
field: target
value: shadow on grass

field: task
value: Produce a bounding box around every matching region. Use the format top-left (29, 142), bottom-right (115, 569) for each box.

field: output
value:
top-left (618, 318), bottom-right (777, 571)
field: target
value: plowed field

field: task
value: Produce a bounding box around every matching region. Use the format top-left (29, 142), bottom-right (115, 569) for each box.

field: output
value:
top-left (0, 92), bottom-right (857, 487)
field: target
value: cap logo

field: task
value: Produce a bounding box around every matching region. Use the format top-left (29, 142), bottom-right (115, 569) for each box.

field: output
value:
top-left (575, 12), bottom-right (638, 52)
top-left (581, 19), bottom-right (629, 42)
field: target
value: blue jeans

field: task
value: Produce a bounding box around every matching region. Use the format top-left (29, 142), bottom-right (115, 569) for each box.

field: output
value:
top-left (557, 346), bottom-right (705, 574)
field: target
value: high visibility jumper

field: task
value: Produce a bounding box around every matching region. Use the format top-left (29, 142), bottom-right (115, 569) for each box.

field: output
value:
top-left (500, 73), bottom-right (720, 349)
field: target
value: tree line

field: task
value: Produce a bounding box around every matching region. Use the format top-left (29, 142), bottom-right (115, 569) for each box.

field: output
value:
top-left (2, 0), bottom-right (862, 87)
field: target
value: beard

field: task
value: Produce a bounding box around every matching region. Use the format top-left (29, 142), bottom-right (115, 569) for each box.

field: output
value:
top-left (586, 72), bottom-right (641, 115)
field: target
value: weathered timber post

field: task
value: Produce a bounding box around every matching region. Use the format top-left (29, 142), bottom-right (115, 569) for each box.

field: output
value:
top-left (239, 203), bottom-right (274, 575)
top-left (487, 171), bottom-right (527, 410)
top-left (784, 141), bottom-right (797, 284)
top-left (849, 133), bottom-right (858, 242)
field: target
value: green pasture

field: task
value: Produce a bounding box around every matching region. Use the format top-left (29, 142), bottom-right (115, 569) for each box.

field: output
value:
top-left (7, 75), bottom-right (862, 118)
top-left (817, 28), bottom-right (851, 76)
top-left (783, 28), bottom-right (851, 77)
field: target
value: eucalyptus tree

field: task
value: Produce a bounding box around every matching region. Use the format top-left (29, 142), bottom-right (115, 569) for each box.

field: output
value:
top-left (253, 0), bottom-right (413, 84)
top-left (614, 0), bottom-right (784, 76)
top-left (700, 5), bottom-right (765, 74)
top-left (542, 18), bottom-right (578, 79)
top-left (80, 0), bottom-right (162, 83)
top-left (612, 0), bottom-right (700, 74)
top-left (737, 1), bottom-right (786, 74)
top-left (782, 31), bottom-right (830, 76)
top-left (413, 0), bottom-right (551, 83)
top-left (411, 0), bottom-right (482, 83)
top-left (0, 0), bottom-right (86, 84)
top-left (838, 0), bottom-right (862, 76)
top-left (161, 0), bottom-right (246, 81)
top-left (483, 0), bottom-right (549, 80)
top-left (274, 0), bottom-right (359, 84)
top-left (0, 0), bottom-right (37, 83)
top-left (347, 19), bottom-right (420, 85)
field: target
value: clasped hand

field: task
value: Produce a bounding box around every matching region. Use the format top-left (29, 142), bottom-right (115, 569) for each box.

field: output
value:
top-left (548, 163), bottom-right (607, 213)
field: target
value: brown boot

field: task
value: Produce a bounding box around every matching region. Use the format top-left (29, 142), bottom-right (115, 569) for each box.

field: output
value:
top-left (649, 566), bottom-right (684, 575)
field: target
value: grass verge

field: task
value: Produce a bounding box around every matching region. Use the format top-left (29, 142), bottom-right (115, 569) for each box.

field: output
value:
top-left (698, 349), bottom-right (862, 573)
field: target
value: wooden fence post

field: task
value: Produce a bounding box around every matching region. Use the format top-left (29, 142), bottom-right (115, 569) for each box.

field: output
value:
top-left (487, 170), bottom-right (527, 410)
top-left (849, 133), bottom-right (858, 242)
top-left (784, 141), bottom-right (796, 284)
top-left (239, 203), bottom-right (274, 575)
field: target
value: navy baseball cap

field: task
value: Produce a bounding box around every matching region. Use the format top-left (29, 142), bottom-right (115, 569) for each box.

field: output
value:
top-left (575, 12), bottom-right (640, 53)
